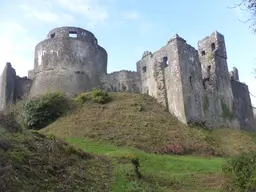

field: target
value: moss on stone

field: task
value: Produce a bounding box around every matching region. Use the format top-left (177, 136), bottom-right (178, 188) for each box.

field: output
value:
top-left (203, 94), bottom-right (209, 112)
top-left (207, 52), bottom-right (214, 62)
top-left (221, 100), bottom-right (234, 120)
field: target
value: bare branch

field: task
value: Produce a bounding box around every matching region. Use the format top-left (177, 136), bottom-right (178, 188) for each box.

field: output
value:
top-left (227, 0), bottom-right (247, 9)
top-left (229, 0), bottom-right (256, 32)
top-left (237, 16), bottom-right (253, 23)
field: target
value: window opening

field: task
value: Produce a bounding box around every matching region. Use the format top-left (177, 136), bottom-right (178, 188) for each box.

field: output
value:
top-left (211, 43), bottom-right (216, 51)
top-left (189, 76), bottom-right (193, 89)
top-left (163, 56), bottom-right (169, 67)
top-left (69, 31), bottom-right (78, 38)
top-left (50, 33), bottom-right (55, 38)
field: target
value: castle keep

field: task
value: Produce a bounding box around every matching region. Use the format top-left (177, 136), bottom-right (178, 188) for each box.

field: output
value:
top-left (0, 26), bottom-right (254, 131)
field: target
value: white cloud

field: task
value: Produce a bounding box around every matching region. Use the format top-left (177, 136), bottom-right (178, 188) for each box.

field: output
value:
top-left (55, 0), bottom-right (109, 27)
top-left (0, 22), bottom-right (37, 77)
top-left (122, 11), bottom-right (139, 20)
top-left (20, 0), bottom-right (110, 28)
top-left (0, 0), bottom-right (115, 77)
top-left (21, 4), bottom-right (74, 24)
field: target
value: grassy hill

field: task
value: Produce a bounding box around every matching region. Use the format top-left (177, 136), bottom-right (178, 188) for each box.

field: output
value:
top-left (0, 113), bottom-right (113, 192)
top-left (4, 91), bottom-right (256, 191)
top-left (41, 92), bottom-right (256, 157)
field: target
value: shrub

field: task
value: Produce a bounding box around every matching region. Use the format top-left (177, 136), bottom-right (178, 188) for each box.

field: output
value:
top-left (222, 151), bottom-right (256, 191)
top-left (91, 88), bottom-right (112, 104)
top-left (74, 92), bottom-right (91, 104)
top-left (74, 89), bottom-right (112, 105)
top-left (0, 140), bottom-right (12, 151)
top-left (121, 154), bottom-right (142, 179)
top-left (22, 92), bottom-right (69, 130)
top-left (0, 112), bottom-right (22, 133)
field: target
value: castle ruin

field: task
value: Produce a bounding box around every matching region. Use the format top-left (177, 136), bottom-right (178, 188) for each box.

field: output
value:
top-left (0, 26), bottom-right (254, 131)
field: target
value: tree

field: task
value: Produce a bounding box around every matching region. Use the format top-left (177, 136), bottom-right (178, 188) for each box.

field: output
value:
top-left (230, 0), bottom-right (256, 33)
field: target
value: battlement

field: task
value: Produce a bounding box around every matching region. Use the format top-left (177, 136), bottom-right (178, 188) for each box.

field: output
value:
top-left (47, 26), bottom-right (98, 45)
top-left (29, 26), bottom-right (108, 97)
top-left (198, 30), bottom-right (227, 59)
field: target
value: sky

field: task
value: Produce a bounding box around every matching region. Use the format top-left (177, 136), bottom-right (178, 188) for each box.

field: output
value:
top-left (1, 0), bottom-right (256, 106)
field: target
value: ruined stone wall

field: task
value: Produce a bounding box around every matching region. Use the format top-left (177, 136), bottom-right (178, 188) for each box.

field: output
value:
top-left (0, 63), bottom-right (32, 111)
top-left (15, 77), bottom-right (32, 100)
top-left (231, 80), bottom-right (254, 131)
top-left (230, 67), bottom-right (240, 81)
top-left (162, 38), bottom-right (187, 122)
top-left (136, 50), bottom-right (169, 109)
top-left (102, 70), bottom-right (141, 93)
top-left (136, 52), bottom-right (157, 96)
top-left (137, 50), bottom-right (168, 108)
top-left (198, 31), bottom-right (239, 129)
top-left (29, 27), bottom-right (107, 97)
top-left (175, 36), bottom-right (205, 124)
top-left (137, 36), bottom-right (198, 123)
top-left (0, 63), bottom-right (17, 110)
top-left (28, 69), bottom-right (35, 80)
top-left (136, 35), bottom-right (206, 124)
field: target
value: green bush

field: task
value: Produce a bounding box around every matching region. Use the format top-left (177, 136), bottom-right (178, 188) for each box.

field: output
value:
top-left (74, 92), bottom-right (91, 104)
top-left (75, 89), bottom-right (112, 105)
top-left (91, 88), bottom-right (112, 104)
top-left (22, 92), bottom-right (69, 130)
top-left (222, 151), bottom-right (256, 191)
top-left (0, 112), bottom-right (22, 133)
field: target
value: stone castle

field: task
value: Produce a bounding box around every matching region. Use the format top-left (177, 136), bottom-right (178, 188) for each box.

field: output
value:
top-left (0, 26), bottom-right (254, 131)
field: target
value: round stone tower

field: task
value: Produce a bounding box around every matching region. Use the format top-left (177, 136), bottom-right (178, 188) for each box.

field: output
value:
top-left (29, 26), bottom-right (108, 97)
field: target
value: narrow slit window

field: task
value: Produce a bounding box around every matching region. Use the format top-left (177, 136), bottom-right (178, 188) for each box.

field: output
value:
top-left (69, 31), bottom-right (78, 38)
top-left (163, 56), bottom-right (169, 67)
top-left (189, 76), bottom-right (193, 89)
top-left (211, 43), bottom-right (216, 51)
top-left (207, 65), bottom-right (211, 78)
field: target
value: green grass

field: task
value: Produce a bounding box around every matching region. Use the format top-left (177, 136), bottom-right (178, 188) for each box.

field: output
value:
top-left (68, 137), bottom-right (225, 191)
top-left (41, 92), bottom-right (256, 157)
top-left (10, 91), bottom-right (256, 191)
top-left (0, 114), bottom-right (113, 192)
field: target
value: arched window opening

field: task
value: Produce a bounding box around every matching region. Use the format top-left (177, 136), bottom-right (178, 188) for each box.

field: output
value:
top-left (163, 56), bottom-right (169, 67)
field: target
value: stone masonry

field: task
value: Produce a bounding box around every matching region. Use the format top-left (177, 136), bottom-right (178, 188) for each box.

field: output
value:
top-left (0, 26), bottom-right (254, 131)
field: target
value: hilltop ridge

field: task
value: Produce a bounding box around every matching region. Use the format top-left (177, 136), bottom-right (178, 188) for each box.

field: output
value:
top-left (41, 92), bottom-right (256, 157)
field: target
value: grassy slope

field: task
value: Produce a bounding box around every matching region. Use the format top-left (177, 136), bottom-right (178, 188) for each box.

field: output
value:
top-left (39, 92), bottom-right (256, 191)
top-left (4, 92), bottom-right (256, 191)
top-left (41, 92), bottom-right (256, 157)
top-left (68, 138), bottom-right (224, 192)
top-left (0, 129), bottom-right (113, 192)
